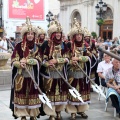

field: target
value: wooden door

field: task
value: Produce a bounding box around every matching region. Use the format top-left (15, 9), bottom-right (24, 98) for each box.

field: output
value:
top-left (101, 20), bottom-right (113, 41)
top-left (102, 30), bottom-right (112, 40)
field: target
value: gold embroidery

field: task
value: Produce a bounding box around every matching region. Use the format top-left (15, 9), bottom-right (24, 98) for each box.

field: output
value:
top-left (68, 77), bottom-right (74, 84)
top-left (43, 78), bottom-right (53, 92)
top-left (15, 75), bottom-right (24, 92)
top-left (55, 81), bottom-right (59, 95)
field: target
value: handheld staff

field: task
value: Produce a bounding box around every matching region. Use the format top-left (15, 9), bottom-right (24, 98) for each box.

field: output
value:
top-left (25, 67), bottom-right (52, 109)
top-left (76, 63), bottom-right (106, 98)
top-left (6, 39), bottom-right (14, 50)
top-left (52, 65), bottom-right (84, 103)
top-left (98, 47), bottom-right (120, 61)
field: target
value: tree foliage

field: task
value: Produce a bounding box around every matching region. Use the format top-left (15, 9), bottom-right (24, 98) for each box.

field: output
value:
top-left (91, 32), bottom-right (97, 39)
top-left (97, 19), bottom-right (104, 26)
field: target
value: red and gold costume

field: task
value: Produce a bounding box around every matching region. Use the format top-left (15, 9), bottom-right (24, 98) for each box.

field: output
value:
top-left (36, 26), bottom-right (47, 117)
top-left (10, 17), bottom-right (42, 120)
top-left (84, 28), bottom-right (99, 85)
top-left (66, 18), bottom-right (92, 119)
top-left (41, 19), bottom-right (70, 120)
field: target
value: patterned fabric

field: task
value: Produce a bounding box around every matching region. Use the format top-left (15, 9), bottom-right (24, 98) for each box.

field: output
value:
top-left (105, 67), bottom-right (120, 85)
top-left (67, 42), bottom-right (91, 105)
top-left (14, 78), bottom-right (41, 109)
top-left (46, 78), bottom-right (68, 105)
top-left (106, 88), bottom-right (120, 107)
top-left (41, 41), bottom-right (70, 105)
top-left (10, 42), bottom-right (42, 118)
top-left (68, 78), bottom-right (90, 105)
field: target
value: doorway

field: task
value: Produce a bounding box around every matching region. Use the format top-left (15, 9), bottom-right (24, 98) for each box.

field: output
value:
top-left (102, 30), bottom-right (112, 40)
top-left (101, 20), bottom-right (113, 41)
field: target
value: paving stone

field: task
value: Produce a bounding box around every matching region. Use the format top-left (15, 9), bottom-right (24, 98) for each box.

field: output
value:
top-left (0, 90), bottom-right (119, 120)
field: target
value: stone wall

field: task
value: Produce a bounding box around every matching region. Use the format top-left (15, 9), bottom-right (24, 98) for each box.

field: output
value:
top-left (0, 58), bottom-right (12, 90)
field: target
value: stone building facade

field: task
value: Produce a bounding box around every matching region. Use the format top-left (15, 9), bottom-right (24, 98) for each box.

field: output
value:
top-left (59, 0), bottom-right (120, 40)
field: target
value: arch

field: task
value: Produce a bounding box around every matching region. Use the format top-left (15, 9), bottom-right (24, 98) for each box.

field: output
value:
top-left (70, 9), bottom-right (81, 27)
top-left (106, 4), bottom-right (114, 14)
top-left (103, 7), bottom-right (113, 20)
top-left (101, 5), bottom-right (114, 40)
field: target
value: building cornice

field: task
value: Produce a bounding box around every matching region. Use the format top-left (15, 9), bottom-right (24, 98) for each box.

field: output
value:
top-left (59, 0), bottom-right (94, 9)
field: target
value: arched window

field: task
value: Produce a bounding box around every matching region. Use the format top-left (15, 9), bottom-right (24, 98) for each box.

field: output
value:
top-left (71, 11), bottom-right (81, 27)
top-left (103, 7), bottom-right (113, 20)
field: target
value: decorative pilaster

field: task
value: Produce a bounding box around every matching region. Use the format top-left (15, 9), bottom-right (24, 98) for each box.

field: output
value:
top-left (83, 0), bottom-right (94, 6)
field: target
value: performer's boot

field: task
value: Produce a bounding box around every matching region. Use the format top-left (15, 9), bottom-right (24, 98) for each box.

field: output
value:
top-left (30, 116), bottom-right (37, 120)
top-left (49, 116), bottom-right (55, 120)
top-left (21, 116), bottom-right (26, 120)
top-left (77, 112), bottom-right (88, 119)
top-left (70, 113), bottom-right (76, 120)
top-left (56, 111), bottom-right (62, 120)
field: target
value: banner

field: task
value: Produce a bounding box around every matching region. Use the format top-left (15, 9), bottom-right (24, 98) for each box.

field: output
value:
top-left (9, 0), bottom-right (44, 20)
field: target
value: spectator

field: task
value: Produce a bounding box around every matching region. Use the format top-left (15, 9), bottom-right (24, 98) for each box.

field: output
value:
top-left (0, 36), bottom-right (8, 53)
top-left (112, 37), bottom-right (119, 46)
top-left (97, 36), bottom-right (102, 43)
top-left (97, 54), bottom-right (113, 87)
top-left (103, 38), bottom-right (112, 50)
top-left (9, 37), bottom-right (15, 48)
top-left (105, 58), bottom-right (120, 117)
top-left (97, 39), bottom-right (105, 62)
top-left (0, 37), bottom-right (3, 52)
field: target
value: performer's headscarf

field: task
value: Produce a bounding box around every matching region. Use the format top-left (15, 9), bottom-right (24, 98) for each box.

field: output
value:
top-left (69, 18), bottom-right (85, 56)
top-left (37, 26), bottom-right (46, 44)
top-left (20, 16), bottom-right (37, 58)
top-left (83, 27), bottom-right (91, 45)
top-left (47, 19), bottom-right (63, 57)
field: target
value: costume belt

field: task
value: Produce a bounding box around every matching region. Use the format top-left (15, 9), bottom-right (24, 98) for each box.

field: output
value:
top-left (22, 69), bottom-right (34, 78)
top-left (49, 71), bottom-right (63, 79)
top-left (68, 70), bottom-right (85, 79)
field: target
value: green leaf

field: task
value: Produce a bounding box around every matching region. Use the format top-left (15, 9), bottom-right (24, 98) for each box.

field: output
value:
top-left (97, 19), bottom-right (104, 26)
top-left (91, 32), bottom-right (97, 38)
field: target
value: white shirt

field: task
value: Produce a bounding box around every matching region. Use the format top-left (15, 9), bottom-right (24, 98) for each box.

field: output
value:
top-left (0, 40), bottom-right (4, 52)
top-left (97, 60), bottom-right (113, 77)
top-left (0, 40), bottom-right (7, 53)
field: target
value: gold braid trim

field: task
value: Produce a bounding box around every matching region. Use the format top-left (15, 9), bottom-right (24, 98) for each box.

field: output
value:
top-left (57, 58), bottom-right (66, 64)
top-left (68, 77), bottom-right (74, 84)
top-left (11, 51), bottom-right (20, 63)
top-left (43, 61), bottom-right (49, 67)
top-left (43, 78), bottom-right (53, 92)
top-left (13, 61), bottom-right (21, 68)
top-left (36, 55), bottom-right (42, 63)
top-left (15, 75), bottom-right (24, 92)
top-left (26, 59), bottom-right (37, 65)
top-left (79, 56), bottom-right (89, 62)
top-left (43, 55), bottom-right (48, 60)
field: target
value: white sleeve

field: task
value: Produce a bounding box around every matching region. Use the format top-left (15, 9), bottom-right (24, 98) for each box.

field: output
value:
top-left (1, 40), bottom-right (4, 47)
top-left (4, 41), bottom-right (7, 50)
top-left (97, 62), bottom-right (103, 73)
top-left (105, 70), bottom-right (110, 83)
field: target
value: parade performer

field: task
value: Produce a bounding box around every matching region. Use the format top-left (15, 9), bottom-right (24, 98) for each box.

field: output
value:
top-left (41, 19), bottom-right (70, 120)
top-left (10, 17), bottom-right (42, 120)
top-left (36, 27), bottom-right (46, 117)
top-left (36, 26), bottom-right (46, 47)
top-left (65, 18), bottom-right (91, 120)
top-left (84, 28), bottom-right (99, 85)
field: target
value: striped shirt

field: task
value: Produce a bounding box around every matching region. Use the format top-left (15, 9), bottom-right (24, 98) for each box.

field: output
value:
top-left (105, 67), bottom-right (120, 85)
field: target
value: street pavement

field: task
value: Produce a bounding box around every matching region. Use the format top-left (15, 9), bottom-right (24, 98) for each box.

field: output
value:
top-left (0, 88), bottom-right (119, 120)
